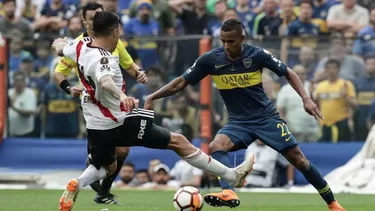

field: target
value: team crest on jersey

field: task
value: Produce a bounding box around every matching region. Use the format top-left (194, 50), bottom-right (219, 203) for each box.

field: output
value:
top-left (100, 57), bottom-right (109, 64)
top-left (243, 57), bottom-right (252, 68)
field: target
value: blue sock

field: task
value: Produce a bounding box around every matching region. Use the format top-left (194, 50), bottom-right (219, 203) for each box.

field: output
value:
top-left (301, 161), bottom-right (335, 204)
top-left (211, 151), bottom-right (235, 191)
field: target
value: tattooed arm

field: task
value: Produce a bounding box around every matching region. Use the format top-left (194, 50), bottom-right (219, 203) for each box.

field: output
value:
top-left (99, 75), bottom-right (127, 99)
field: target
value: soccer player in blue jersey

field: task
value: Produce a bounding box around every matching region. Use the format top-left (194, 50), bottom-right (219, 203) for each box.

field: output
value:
top-left (144, 19), bottom-right (346, 211)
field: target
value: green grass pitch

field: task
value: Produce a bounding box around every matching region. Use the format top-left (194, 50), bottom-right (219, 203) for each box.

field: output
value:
top-left (0, 189), bottom-right (374, 211)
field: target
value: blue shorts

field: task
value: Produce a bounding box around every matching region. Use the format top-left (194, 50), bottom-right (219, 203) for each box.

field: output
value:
top-left (217, 116), bottom-right (298, 153)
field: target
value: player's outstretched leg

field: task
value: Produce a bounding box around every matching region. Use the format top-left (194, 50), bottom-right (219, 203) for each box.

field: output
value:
top-left (283, 146), bottom-right (346, 211)
top-left (203, 134), bottom-right (243, 208)
top-left (148, 123), bottom-right (255, 191)
top-left (59, 163), bottom-right (115, 211)
top-left (93, 147), bottom-right (129, 204)
top-left (165, 131), bottom-right (254, 188)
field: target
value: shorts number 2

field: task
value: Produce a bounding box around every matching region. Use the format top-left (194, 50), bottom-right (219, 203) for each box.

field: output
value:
top-left (277, 123), bottom-right (291, 137)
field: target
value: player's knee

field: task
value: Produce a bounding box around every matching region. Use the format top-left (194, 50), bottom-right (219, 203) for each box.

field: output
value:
top-left (169, 133), bottom-right (189, 150)
top-left (293, 156), bottom-right (309, 171)
top-left (115, 147), bottom-right (129, 158)
top-left (284, 147), bottom-right (309, 171)
top-left (209, 135), bottom-right (233, 153)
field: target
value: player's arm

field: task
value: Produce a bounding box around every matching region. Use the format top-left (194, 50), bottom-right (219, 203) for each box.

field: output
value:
top-left (100, 75), bottom-right (127, 99)
top-left (284, 68), bottom-right (323, 119)
top-left (117, 40), bottom-right (136, 77)
top-left (96, 58), bottom-right (138, 111)
top-left (54, 57), bottom-right (76, 89)
top-left (52, 38), bottom-right (83, 96)
top-left (144, 53), bottom-right (211, 110)
top-left (260, 48), bottom-right (310, 101)
top-left (260, 48), bottom-right (323, 120)
top-left (284, 68), bottom-right (310, 101)
top-left (117, 41), bottom-right (147, 83)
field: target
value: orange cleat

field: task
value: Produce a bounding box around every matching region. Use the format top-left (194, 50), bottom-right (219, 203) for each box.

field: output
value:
top-left (328, 200), bottom-right (346, 211)
top-left (204, 189), bottom-right (240, 208)
top-left (59, 179), bottom-right (80, 211)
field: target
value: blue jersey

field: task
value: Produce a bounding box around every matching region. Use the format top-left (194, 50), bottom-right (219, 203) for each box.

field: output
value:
top-left (312, 1), bottom-right (334, 19)
top-left (41, 84), bottom-right (80, 137)
top-left (287, 19), bottom-right (320, 36)
top-left (354, 76), bottom-right (375, 123)
top-left (352, 26), bottom-right (375, 57)
top-left (124, 18), bottom-right (160, 69)
top-left (183, 44), bottom-right (288, 121)
top-left (236, 10), bottom-right (256, 35)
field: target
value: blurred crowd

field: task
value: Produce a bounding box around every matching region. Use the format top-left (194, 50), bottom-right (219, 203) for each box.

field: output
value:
top-left (1, 0), bottom-right (375, 145)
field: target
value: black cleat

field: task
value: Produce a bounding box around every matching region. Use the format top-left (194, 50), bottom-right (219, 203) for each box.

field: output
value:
top-left (94, 193), bottom-right (120, 204)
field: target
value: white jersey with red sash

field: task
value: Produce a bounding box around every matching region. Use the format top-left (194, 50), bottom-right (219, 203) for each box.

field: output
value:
top-left (62, 39), bottom-right (127, 130)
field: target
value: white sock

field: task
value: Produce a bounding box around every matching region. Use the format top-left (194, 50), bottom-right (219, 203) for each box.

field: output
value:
top-left (77, 164), bottom-right (107, 189)
top-left (183, 149), bottom-right (235, 183)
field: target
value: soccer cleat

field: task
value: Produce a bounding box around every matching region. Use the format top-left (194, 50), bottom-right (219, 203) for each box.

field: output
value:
top-left (328, 201), bottom-right (346, 211)
top-left (204, 189), bottom-right (240, 208)
top-left (59, 179), bottom-right (80, 211)
top-left (231, 152), bottom-right (255, 188)
top-left (94, 193), bottom-right (120, 204)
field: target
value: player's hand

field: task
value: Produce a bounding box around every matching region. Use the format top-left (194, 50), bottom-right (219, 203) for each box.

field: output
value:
top-left (52, 37), bottom-right (68, 53)
top-left (136, 70), bottom-right (148, 84)
top-left (143, 96), bottom-right (153, 110)
top-left (69, 86), bottom-right (83, 97)
top-left (303, 97), bottom-right (324, 120)
top-left (120, 96), bottom-right (139, 112)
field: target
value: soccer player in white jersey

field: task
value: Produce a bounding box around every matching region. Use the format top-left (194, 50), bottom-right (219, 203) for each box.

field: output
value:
top-left (53, 11), bottom-right (255, 211)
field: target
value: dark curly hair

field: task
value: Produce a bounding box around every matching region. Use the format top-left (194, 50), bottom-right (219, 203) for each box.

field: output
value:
top-left (221, 18), bottom-right (243, 35)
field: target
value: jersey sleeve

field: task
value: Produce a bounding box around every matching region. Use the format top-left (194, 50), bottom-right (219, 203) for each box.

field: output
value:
top-left (182, 53), bottom-right (212, 86)
top-left (95, 56), bottom-right (118, 82)
top-left (258, 48), bottom-right (288, 77)
top-left (62, 40), bottom-right (79, 61)
top-left (117, 40), bottom-right (133, 69)
top-left (54, 57), bottom-right (76, 76)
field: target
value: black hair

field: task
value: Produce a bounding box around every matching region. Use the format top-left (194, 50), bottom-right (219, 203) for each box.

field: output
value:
top-left (299, 0), bottom-right (313, 8)
top-left (221, 18), bottom-right (243, 35)
top-left (13, 71), bottom-right (26, 79)
top-left (136, 169), bottom-right (149, 174)
top-left (123, 161), bottom-right (135, 168)
top-left (93, 11), bottom-right (120, 37)
top-left (364, 54), bottom-right (375, 62)
top-left (3, 0), bottom-right (16, 5)
top-left (82, 2), bottom-right (104, 20)
top-left (325, 58), bottom-right (341, 69)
